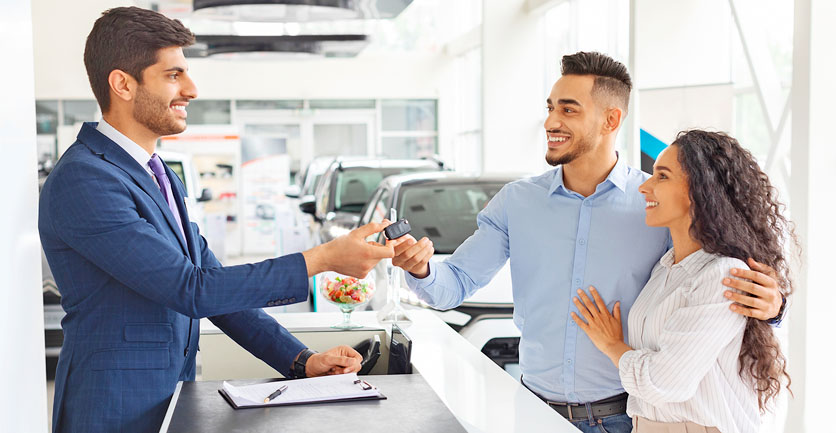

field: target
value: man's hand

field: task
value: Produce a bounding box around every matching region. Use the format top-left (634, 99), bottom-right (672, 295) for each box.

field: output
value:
top-left (388, 234), bottom-right (434, 279)
top-left (304, 345), bottom-right (363, 377)
top-left (722, 258), bottom-right (783, 321)
top-left (302, 222), bottom-right (395, 278)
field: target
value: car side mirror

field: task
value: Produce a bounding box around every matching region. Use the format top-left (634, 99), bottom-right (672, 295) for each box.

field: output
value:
top-left (197, 188), bottom-right (213, 202)
top-left (299, 198), bottom-right (317, 216)
top-left (284, 184), bottom-right (300, 199)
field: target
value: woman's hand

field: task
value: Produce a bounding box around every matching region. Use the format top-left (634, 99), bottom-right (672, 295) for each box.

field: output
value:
top-left (570, 286), bottom-right (632, 367)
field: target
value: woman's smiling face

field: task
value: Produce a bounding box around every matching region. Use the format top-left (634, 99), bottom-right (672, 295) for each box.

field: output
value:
top-left (638, 145), bottom-right (692, 230)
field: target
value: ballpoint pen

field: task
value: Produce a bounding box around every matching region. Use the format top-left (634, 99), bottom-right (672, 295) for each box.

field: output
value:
top-left (263, 384), bottom-right (288, 403)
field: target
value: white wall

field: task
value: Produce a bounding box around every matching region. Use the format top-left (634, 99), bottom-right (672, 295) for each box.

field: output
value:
top-left (481, 0), bottom-right (546, 174)
top-left (788, 1), bottom-right (836, 431)
top-left (635, 0), bottom-right (733, 89)
top-left (32, 0), bottom-right (131, 100)
top-left (31, 1), bottom-right (448, 101)
top-left (0, 0), bottom-right (48, 431)
top-left (639, 84), bottom-right (734, 143)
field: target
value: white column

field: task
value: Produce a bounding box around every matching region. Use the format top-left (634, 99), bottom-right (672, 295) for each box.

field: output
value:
top-left (787, 0), bottom-right (836, 432)
top-left (0, 0), bottom-right (48, 431)
top-left (481, 0), bottom-right (547, 174)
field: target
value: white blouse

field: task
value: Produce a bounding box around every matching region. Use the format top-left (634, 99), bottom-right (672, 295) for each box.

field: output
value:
top-left (618, 249), bottom-right (759, 433)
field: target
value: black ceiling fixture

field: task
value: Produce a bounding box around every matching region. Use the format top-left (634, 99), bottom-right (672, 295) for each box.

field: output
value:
top-left (184, 34), bottom-right (369, 58)
top-left (192, 0), bottom-right (413, 22)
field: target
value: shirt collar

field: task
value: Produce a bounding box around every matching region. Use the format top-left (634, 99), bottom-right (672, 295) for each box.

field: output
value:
top-left (95, 118), bottom-right (154, 176)
top-left (548, 152), bottom-right (629, 196)
top-left (660, 248), bottom-right (716, 274)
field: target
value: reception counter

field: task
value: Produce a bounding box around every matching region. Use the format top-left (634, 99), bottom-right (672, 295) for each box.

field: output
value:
top-left (159, 309), bottom-right (579, 433)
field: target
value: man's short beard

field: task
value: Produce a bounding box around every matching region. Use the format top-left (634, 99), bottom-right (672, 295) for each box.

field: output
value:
top-left (545, 136), bottom-right (594, 166)
top-left (133, 85), bottom-right (185, 137)
top-left (546, 149), bottom-right (583, 166)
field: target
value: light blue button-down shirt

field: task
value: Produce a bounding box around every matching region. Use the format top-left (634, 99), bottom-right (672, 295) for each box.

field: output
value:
top-left (405, 156), bottom-right (672, 403)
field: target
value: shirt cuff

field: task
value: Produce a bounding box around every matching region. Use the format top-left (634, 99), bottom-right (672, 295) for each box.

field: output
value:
top-left (404, 261), bottom-right (438, 290)
top-left (618, 349), bottom-right (641, 395)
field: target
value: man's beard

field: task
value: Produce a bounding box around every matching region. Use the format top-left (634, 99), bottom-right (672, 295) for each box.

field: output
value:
top-left (133, 85), bottom-right (186, 137)
top-left (545, 133), bottom-right (594, 166)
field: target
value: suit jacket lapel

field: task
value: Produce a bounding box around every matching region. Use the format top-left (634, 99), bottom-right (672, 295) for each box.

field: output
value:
top-left (79, 123), bottom-right (190, 255)
top-left (164, 163), bottom-right (199, 262)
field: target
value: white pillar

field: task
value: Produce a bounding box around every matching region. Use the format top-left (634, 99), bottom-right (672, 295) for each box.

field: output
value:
top-left (787, 0), bottom-right (836, 431)
top-left (481, 0), bottom-right (546, 174)
top-left (0, 0), bottom-right (48, 431)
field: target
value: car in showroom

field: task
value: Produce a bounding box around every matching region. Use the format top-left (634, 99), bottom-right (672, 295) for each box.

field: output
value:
top-left (354, 171), bottom-right (525, 380)
top-left (299, 157), bottom-right (446, 244)
top-left (284, 156), bottom-right (335, 249)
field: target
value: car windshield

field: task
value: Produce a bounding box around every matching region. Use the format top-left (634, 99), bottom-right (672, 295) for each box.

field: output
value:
top-left (335, 166), bottom-right (439, 213)
top-left (303, 173), bottom-right (323, 196)
top-left (397, 182), bottom-right (506, 254)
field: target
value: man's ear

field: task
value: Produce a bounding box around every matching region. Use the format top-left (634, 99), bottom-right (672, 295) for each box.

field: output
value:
top-left (107, 69), bottom-right (136, 104)
top-left (602, 106), bottom-right (624, 134)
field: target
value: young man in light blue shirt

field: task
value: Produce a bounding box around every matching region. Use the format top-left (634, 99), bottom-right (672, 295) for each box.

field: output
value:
top-left (390, 52), bottom-right (784, 433)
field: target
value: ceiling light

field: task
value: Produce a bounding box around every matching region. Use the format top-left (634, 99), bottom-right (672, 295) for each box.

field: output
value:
top-left (192, 0), bottom-right (413, 23)
top-left (184, 34), bottom-right (369, 58)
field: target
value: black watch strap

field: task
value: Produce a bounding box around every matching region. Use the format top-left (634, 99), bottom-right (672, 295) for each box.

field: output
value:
top-left (766, 295), bottom-right (787, 326)
top-left (292, 348), bottom-right (317, 379)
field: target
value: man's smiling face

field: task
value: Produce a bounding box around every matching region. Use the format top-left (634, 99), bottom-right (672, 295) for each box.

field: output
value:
top-left (543, 74), bottom-right (604, 166)
top-left (132, 46), bottom-right (197, 137)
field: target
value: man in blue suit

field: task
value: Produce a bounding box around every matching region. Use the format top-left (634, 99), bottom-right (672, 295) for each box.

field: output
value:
top-left (39, 7), bottom-right (394, 432)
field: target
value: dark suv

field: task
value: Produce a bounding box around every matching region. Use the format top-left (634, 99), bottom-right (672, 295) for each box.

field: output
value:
top-left (300, 158), bottom-right (445, 243)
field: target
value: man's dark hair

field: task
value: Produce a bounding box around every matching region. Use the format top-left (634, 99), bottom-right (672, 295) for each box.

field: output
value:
top-left (84, 7), bottom-right (195, 112)
top-left (560, 51), bottom-right (632, 112)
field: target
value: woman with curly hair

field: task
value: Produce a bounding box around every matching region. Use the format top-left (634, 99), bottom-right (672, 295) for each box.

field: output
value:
top-left (571, 130), bottom-right (794, 433)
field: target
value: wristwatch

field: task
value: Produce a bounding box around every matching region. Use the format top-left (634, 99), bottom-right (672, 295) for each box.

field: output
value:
top-left (291, 348), bottom-right (317, 379)
top-left (766, 295), bottom-right (787, 326)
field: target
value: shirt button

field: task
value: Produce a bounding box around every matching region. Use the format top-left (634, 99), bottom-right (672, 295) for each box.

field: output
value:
top-left (578, 239), bottom-right (586, 245)
top-left (574, 278), bottom-right (581, 285)
top-left (583, 201), bottom-right (592, 207)
top-left (566, 359), bottom-right (573, 365)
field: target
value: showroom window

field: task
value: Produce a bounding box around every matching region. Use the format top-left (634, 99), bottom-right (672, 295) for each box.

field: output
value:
top-left (186, 99), bottom-right (232, 124)
top-left (380, 99), bottom-right (438, 159)
top-left (62, 100), bottom-right (98, 125)
top-left (236, 100), bottom-right (304, 110)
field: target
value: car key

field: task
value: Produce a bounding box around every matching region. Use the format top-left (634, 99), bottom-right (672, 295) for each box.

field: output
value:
top-left (384, 208), bottom-right (412, 240)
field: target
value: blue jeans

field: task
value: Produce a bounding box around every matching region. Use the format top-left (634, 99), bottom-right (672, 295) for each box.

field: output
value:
top-left (570, 413), bottom-right (632, 433)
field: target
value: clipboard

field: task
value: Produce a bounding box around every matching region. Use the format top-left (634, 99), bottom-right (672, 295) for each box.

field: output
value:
top-left (218, 376), bottom-right (387, 410)
top-left (218, 388), bottom-right (387, 409)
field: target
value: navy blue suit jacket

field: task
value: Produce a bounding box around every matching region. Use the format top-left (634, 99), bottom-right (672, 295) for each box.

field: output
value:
top-left (39, 122), bottom-right (309, 432)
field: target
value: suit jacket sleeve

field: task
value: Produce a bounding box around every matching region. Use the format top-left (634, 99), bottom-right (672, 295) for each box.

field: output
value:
top-left (195, 223), bottom-right (307, 377)
top-left (45, 159), bottom-right (309, 319)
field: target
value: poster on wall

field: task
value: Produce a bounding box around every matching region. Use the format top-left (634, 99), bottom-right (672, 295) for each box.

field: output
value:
top-left (241, 136), bottom-right (292, 256)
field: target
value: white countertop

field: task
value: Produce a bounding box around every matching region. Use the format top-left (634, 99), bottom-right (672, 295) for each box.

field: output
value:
top-left (199, 309), bottom-right (578, 433)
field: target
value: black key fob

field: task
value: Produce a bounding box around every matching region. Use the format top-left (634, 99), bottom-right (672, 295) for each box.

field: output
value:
top-left (384, 219), bottom-right (412, 240)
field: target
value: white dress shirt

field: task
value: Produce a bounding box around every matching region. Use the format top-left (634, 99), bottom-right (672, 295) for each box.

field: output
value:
top-left (96, 118), bottom-right (154, 177)
top-left (619, 249), bottom-right (759, 433)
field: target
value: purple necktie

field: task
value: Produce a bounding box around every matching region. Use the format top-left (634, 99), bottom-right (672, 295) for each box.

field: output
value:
top-left (148, 153), bottom-right (187, 243)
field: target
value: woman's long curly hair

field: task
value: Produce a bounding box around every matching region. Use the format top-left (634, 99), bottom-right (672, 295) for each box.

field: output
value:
top-left (673, 130), bottom-right (796, 411)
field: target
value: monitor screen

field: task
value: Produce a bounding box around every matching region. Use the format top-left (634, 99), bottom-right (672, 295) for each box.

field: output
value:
top-left (388, 323), bottom-right (412, 374)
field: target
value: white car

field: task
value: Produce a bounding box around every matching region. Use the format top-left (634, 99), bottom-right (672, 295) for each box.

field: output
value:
top-left (356, 171), bottom-right (525, 378)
